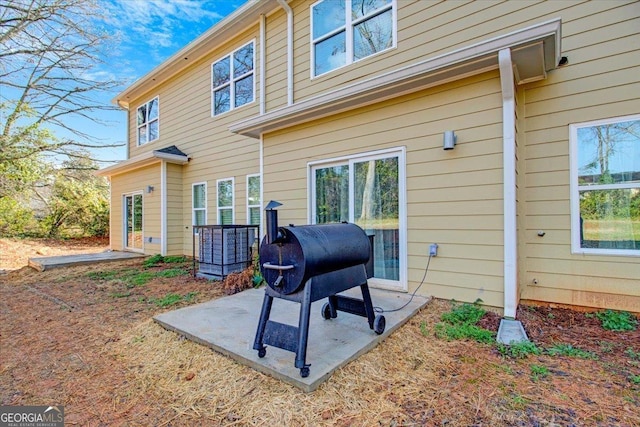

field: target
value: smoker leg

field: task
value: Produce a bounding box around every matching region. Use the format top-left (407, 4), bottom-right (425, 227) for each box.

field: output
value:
top-left (360, 283), bottom-right (376, 329)
top-left (253, 293), bottom-right (273, 357)
top-left (295, 284), bottom-right (312, 377)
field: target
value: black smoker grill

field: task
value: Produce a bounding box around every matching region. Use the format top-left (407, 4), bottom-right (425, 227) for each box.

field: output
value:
top-left (253, 201), bottom-right (385, 377)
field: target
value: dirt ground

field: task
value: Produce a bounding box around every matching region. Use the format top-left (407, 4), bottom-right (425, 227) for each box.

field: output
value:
top-left (0, 238), bottom-right (639, 426)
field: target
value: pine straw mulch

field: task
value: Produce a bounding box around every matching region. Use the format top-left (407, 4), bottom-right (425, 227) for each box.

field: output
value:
top-left (0, 243), bottom-right (639, 426)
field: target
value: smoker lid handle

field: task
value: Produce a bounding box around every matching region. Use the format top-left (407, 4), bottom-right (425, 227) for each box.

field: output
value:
top-left (262, 262), bottom-right (295, 271)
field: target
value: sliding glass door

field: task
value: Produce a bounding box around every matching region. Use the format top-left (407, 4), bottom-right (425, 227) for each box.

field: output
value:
top-left (124, 193), bottom-right (143, 251)
top-left (311, 149), bottom-right (405, 290)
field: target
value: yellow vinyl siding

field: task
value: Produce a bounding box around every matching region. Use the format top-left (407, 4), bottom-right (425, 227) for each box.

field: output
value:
top-left (263, 71), bottom-right (505, 307)
top-left (520, 0), bottom-right (640, 310)
top-left (109, 164), bottom-right (161, 254)
top-left (127, 25), bottom-right (261, 160)
top-left (166, 163), bottom-right (183, 255)
top-left (121, 25), bottom-right (263, 256)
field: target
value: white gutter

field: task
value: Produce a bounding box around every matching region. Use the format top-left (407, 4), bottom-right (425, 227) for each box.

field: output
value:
top-left (260, 14), bottom-right (266, 114)
top-left (276, 0), bottom-right (294, 105)
top-left (161, 160), bottom-right (167, 256)
top-left (499, 48), bottom-right (518, 319)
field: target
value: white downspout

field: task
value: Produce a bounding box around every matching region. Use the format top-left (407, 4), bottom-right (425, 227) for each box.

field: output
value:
top-left (499, 48), bottom-right (518, 319)
top-left (277, 0), bottom-right (293, 105)
top-left (260, 13), bottom-right (266, 114)
top-left (161, 160), bottom-right (167, 256)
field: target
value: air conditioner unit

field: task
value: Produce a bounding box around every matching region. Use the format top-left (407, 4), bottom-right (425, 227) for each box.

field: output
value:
top-left (195, 225), bottom-right (258, 279)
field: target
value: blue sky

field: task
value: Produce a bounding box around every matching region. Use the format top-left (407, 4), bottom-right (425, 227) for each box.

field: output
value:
top-left (87, 0), bottom-right (243, 163)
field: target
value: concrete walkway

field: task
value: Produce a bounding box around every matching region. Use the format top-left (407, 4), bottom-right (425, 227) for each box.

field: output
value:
top-left (154, 287), bottom-right (430, 392)
top-left (28, 251), bottom-right (145, 271)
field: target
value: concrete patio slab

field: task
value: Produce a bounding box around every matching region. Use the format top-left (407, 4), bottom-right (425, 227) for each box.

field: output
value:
top-left (28, 251), bottom-right (145, 271)
top-left (154, 287), bottom-right (430, 392)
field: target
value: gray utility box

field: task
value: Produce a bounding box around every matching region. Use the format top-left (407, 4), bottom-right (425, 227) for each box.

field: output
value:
top-left (194, 225), bottom-right (258, 279)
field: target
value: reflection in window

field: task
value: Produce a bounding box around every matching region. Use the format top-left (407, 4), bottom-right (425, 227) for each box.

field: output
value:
top-left (313, 153), bottom-right (401, 282)
top-left (572, 116), bottom-right (640, 253)
top-left (192, 183), bottom-right (207, 226)
top-left (212, 42), bottom-right (254, 115)
top-left (311, 0), bottom-right (394, 76)
top-left (217, 178), bottom-right (234, 225)
top-left (247, 174), bottom-right (261, 225)
top-left (137, 97), bottom-right (159, 145)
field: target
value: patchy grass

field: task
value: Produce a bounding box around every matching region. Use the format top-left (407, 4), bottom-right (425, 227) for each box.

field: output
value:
top-left (546, 343), bottom-right (598, 359)
top-left (1, 239), bottom-right (639, 426)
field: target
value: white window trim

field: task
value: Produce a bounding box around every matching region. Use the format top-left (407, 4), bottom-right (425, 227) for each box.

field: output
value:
top-left (569, 114), bottom-right (640, 257)
top-left (192, 182), bottom-right (207, 228)
top-left (308, 146), bottom-right (407, 291)
top-left (217, 177), bottom-right (235, 224)
top-left (136, 96), bottom-right (159, 146)
top-left (310, 0), bottom-right (397, 78)
top-left (247, 173), bottom-right (262, 226)
top-left (211, 40), bottom-right (256, 117)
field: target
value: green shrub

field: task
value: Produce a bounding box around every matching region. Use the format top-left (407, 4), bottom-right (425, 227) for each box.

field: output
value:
top-left (143, 254), bottom-right (165, 268)
top-left (435, 322), bottom-right (495, 344)
top-left (596, 310), bottom-right (638, 331)
top-left (433, 300), bottom-right (495, 344)
top-left (440, 301), bottom-right (486, 325)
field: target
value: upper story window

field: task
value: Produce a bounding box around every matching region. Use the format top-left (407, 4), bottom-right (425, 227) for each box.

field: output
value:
top-left (311, 0), bottom-right (395, 77)
top-left (570, 115), bottom-right (640, 256)
top-left (137, 97), bottom-right (159, 145)
top-left (212, 41), bottom-right (254, 116)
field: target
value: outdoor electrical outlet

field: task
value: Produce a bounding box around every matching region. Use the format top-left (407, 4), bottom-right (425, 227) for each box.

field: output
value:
top-left (429, 243), bottom-right (438, 257)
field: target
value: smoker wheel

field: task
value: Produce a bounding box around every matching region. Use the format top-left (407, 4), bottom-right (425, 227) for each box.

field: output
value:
top-left (258, 348), bottom-right (266, 358)
top-left (321, 302), bottom-right (332, 320)
top-left (374, 315), bottom-right (386, 335)
top-left (300, 367), bottom-right (310, 377)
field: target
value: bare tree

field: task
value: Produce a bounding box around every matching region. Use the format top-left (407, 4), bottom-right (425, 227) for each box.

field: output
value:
top-left (0, 0), bottom-right (122, 164)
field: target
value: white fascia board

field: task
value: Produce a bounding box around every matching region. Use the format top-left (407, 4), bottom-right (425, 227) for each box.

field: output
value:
top-left (230, 18), bottom-right (561, 138)
top-left (95, 150), bottom-right (188, 177)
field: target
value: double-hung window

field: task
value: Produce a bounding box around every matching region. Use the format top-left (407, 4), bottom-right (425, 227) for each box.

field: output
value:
top-left (570, 115), bottom-right (640, 255)
top-left (247, 174), bottom-right (261, 226)
top-left (212, 41), bottom-right (254, 116)
top-left (311, 0), bottom-right (396, 77)
top-left (217, 178), bottom-right (234, 225)
top-left (137, 97), bottom-right (159, 145)
top-left (192, 182), bottom-right (207, 227)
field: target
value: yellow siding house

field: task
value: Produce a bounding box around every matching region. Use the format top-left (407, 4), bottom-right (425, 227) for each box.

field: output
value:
top-left (98, 0), bottom-right (640, 316)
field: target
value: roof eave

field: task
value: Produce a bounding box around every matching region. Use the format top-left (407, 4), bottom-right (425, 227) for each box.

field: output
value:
top-left (112, 0), bottom-right (279, 109)
top-left (95, 150), bottom-right (189, 177)
top-left (230, 18), bottom-right (562, 139)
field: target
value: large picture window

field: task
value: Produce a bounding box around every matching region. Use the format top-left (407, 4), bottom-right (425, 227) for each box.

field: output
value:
top-left (310, 148), bottom-right (406, 290)
top-left (137, 97), bottom-right (159, 145)
top-left (311, 0), bottom-right (395, 77)
top-left (217, 178), bottom-right (234, 225)
top-left (212, 41), bottom-right (254, 116)
top-left (192, 182), bottom-right (207, 227)
top-left (570, 115), bottom-right (640, 255)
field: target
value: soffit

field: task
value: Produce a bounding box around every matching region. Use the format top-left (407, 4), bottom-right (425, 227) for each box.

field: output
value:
top-left (113, 0), bottom-right (279, 109)
top-left (230, 19), bottom-right (562, 139)
top-left (95, 148), bottom-right (189, 177)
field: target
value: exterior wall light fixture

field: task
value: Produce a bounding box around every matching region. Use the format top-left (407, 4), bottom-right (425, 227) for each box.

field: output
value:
top-left (443, 130), bottom-right (457, 150)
